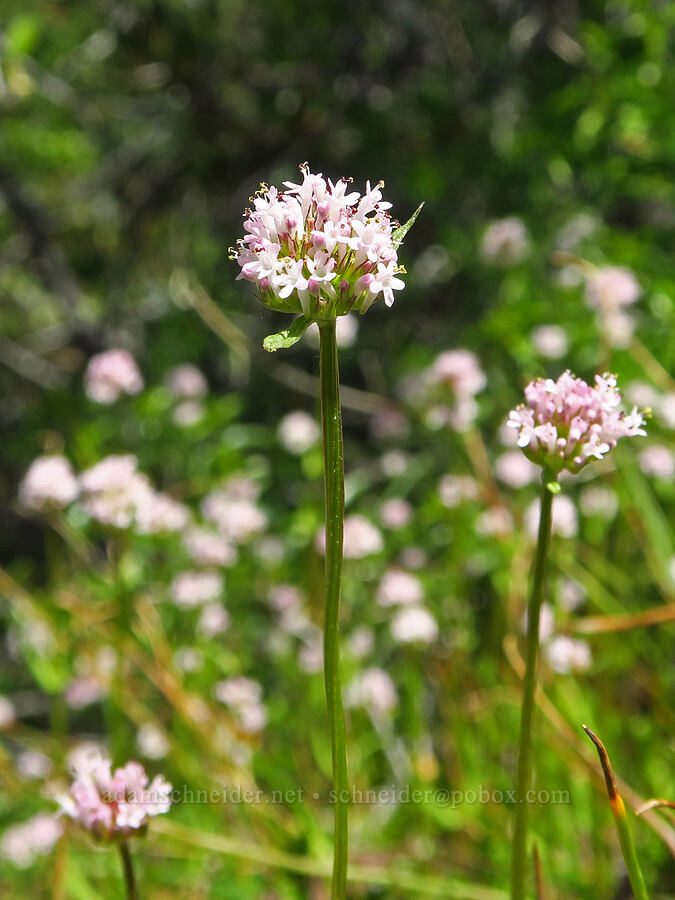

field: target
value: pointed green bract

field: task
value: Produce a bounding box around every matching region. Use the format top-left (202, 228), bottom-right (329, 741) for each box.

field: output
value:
top-left (392, 202), bottom-right (424, 246)
top-left (263, 316), bottom-right (313, 352)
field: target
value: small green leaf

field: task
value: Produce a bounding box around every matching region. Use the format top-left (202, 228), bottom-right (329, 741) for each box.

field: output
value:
top-left (392, 202), bottom-right (424, 245)
top-left (546, 480), bottom-right (562, 494)
top-left (263, 315), bottom-right (313, 352)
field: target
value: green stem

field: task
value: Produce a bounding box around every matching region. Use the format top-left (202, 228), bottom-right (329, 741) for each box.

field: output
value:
top-left (319, 320), bottom-right (349, 900)
top-left (511, 473), bottom-right (555, 900)
top-left (118, 841), bottom-right (138, 900)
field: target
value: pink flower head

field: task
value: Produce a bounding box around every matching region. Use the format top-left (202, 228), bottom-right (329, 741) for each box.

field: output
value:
top-left (57, 751), bottom-right (171, 839)
top-left (507, 371), bottom-right (646, 475)
top-left (584, 266), bottom-right (641, 349)
top-left (19, 455), bottom-right (79, 511)
top-left (585, 266), bottom-right (641, 310)
top-left (480, 217), bottom-right (530, 266)
top-left (233, 164), bottom-right (408, 317)
top-left (85, 350), bottom-right (143, 404)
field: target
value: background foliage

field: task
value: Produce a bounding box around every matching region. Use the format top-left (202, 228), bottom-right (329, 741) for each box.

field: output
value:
top-left (0, 0), bottom-right (674, 897)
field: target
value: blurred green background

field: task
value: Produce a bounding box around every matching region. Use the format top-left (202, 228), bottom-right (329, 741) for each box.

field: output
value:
top-left (1, 1), bottom-right (674, 897)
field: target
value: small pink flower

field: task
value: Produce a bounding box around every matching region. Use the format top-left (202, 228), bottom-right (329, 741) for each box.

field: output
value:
top-left (165, 364), bottom-right (208, 399)
top-left (638, 444), bottom-right (675, 480)
top-left (495, 450), bottom-right (537, 488)
top-left (376, 568), bottom-right (424, 607)
top-left (545, 636), bottom-right (592, 674)
top-left (170, 570), bottom-right (223, 608)
top-left (379, 498), bottom-right (413, 530)
top-left (585, 266), bottom-right (640, 310)
top-left (182, 527), bottom-right (237, 567)
top-left (480, 217), bottom-right (530, 266)
top-left (85, 349), bottom-right (143, 404)
top-left (57, 751), bottom-right (171, 839)
top-left (0, 814), bottom-right (62, 868)
top-left (584, 267), bottom-right (641, 349)
top-left (346, 668), bottom-right (398, 715)
top-left (233, 164), bottom-right (408, 316)
top-left (278, 410), bottom-right (320, 454)
top-left (507, 371), bottom-right (646, 474)
top-left (19, 456), bottom-right (79, 511)
top-left (390, 607), bottom-right (438, 644)
top-left (530, 325), bottom-right (568, 360)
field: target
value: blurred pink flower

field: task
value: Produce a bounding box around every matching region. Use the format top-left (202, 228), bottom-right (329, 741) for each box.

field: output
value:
top-left (170, 570), bottom-right (223, 608)
top-left (476, 505), bottom-right (514, 536)
top-left (136, 724), bottom-right (169, 760)
top-left (214, 677), bottom-right (267, 733)
top-left (79, 455), bottom-right (188, 533)
top-left (173, 400), bottom-right (205, 426)
top-left (19, 456), bottom-right (79, 511)
top-left (267, 584), bottom-right (303, 612)
top-left (390, 607), bottom-right (438, 644)
top-left (430, 349), bottom-right (486, 398)
top-left (165, 364), bottom-right (208, 399)
top-left (78, 455), bottom-right (147, 529)
top-left (584, 266), bottom-right (641, 349)
top-left (346, 668), bottom-right (398, 715)
top-left (379, 498), bottom-right (413, 530)
top-left (84, 349), bottom-right (143, 404)
top-left (17, 750), bottom-right (53, 780)
top-left (495, 450), bottom-right (537, 488)
top-left (0, 814), bottom-right (62, 868)
top-left (530, 325), bottom-right (568, 360)
top-left (278, 410), bottom-right (320, 454)
top-left (197, 602), bottom-right (230, 638)
top-left (638, 444), bottom-right (675, 479)
top-left (65, 677), bottom-right (106, 710)
top-left (57, 752), bottom-right (171, 838)
top-left (480, 217), bottom-right (530, 266)
top-left (544, 636), bottom-right (592, 674)
top-left (201, 489), bottom-right (267, 544)
top-left (376, 568), bottom-right (424, 607)
top-left (579, 485), bottom-right (619, 519)
top-left (438, 474), bottom-right (478, 508)
top-left (135, 490), bottom-right (190, 534)
top-left (182, 527), bottom-right (237, 567)
top-left (585, 266), bottom-right (640, 310)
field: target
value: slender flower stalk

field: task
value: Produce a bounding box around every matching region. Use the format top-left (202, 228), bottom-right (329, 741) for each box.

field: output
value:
top-left (232, 164), bottom-right (420, 898)
top-left (583, 726), bottom-right (650, 900)
top-left (510, 472), bottom-right (555, 900)
top-left (319, 320), bottom-right (349, 899)
top-left (119, 840), bottom-right (139, 900)
top-left (506, 370), bottom-right (646, 900)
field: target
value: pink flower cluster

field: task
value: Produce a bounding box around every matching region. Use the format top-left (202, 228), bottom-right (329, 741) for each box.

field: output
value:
top-left (19, 455), bottom-right (79, 511)
top-left (234, 164), bottom-right (405, 317)
top-left (57, 751), bottom-right (171, 838)
top-left (85, 349), bottom-right (144, 404)
top-left (79, 455), bottom-right (189, 533)
top-left (584, 265), bottom-right (641, 348)
top-left (508, 371), bottom-right (646, 474)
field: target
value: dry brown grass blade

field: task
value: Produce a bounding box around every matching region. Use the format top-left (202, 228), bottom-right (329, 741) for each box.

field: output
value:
top-left (572, 603), bottom-right (675, 635)
top-left (635, 798), bottom-right (675, 822)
